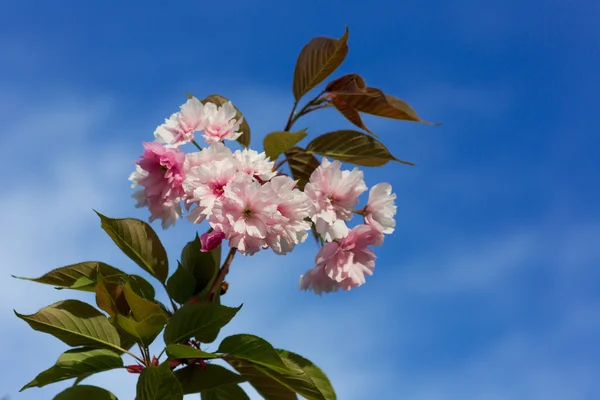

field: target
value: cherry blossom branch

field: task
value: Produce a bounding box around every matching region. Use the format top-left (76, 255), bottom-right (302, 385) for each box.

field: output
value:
top-left (274, 158), bottom-right (289, 171)
top-left (285, 90), bottom-right (327, 131)
top-left (207, 247), bottom-right (237, 301)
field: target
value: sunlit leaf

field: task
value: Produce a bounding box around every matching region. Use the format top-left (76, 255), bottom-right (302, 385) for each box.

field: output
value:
top-left (15, 300), bottom-right (123, 352)
top-left (164, 302), bottom-right (241, 345)
top-left (123, 281), bottom-right (165, 321)
top-left (306, 130), bottom-right (413, 166)
top-left (174, 364), bottom-right (245, 394)
top-left (12, 262), bottom-right (124, 292)
top-left (284, 147), bottom-right (320, 190)
top-left (114, 313), bottom-right (167, 347)
top-left (21, 348), bottom-right (123, 391)
top-left (95, 212), bottom-right (169, 283)
top-left (293, 28), bottom-right (349, 101)
top-left (263, 130), bottom-right (308, 162)
top-left (54, 385), bottom-right (118, 400)
top-left (137, 363), bottom-right (183, 400)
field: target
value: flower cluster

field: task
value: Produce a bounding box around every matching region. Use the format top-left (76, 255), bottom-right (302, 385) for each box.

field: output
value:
top-left (131, 97), bottom-right (397, 294)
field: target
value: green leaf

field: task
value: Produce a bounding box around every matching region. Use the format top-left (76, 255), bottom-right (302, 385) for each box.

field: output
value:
top-left (21, 348), bottom-right (123, 391)
top-left (200, 94), bottom-right (250, 148)
top-left (127, 275), bottom-right (156, 299)
top-left (163, 302), bottom-right (241, 344)
top-left (167, 261), bottom-right (197, 304)
top-left (95, 212), bottom-right (169, 283)
top-left (114, 313), bottom-right (167, 347)
top-left (201, 384), bottom-right (250, 400)
top-left (335, 87), bottom-right (437, 125)
top-left (174, 364), bottom-right (245, 394)
top-left (95, 274), bottom-right (121, 317)
top-left (54, 385), bottom-right (118, 400)
top-left (293, 27), bottom-right (349, 101)
top-left (165, 344), bottom-right (221, 360)
top-left (218, 334), bottom-right (297, 375)
top-left (137, 363), bottom-right (183, 400)
top-left (15, 300), bottom-right (123, 351)
top-left (306, 130), bottom-right (413, 166)
top-left (227, 360), bottom-right (297, 400)
top-left (181, 232), bottom-right (221, 297)
top-left (284, 147), bottom-right (320, 190)
top-left (12, 261), bottom-right (124, 292)
top-left (228, 350), bottom-right (336, 400)
top-left (123, 281), bottom-right (165, 321)
top-left (263, 130), bottom-right (308, 161)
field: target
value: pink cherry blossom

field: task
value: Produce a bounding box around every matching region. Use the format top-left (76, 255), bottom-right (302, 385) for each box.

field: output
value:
top-left (201, 101), bottom-right (243, 145)
top-left (184, 142), bottom-right (233, 172)
top-left (299, 266), bottom-right (339, 295)
top-left (208, 174), bottom-right (277, 255)
top-left (300, 224), bottom-right (383, 294)
top-left (233, 148), bottom-right (276, 182)
top-left (364, 183), bottom-right (397, 234)
top-left (262, 176), bottom-right (313, 254)
top-left (154, 97), bottom-right (206, 148)
top-left (183, 159), bottom-right (237, 224)
top-left (129, 142), bottom-right (185, 228)
top-left (200, 231), bottom-right (226, 252)
top-left (304, 158), bottom-right (367, 241)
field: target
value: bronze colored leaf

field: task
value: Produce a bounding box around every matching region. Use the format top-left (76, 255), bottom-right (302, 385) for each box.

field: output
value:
top-left (306, 130), bottom-right (413, 166)
top-left (284, 147), bottom-right (320, 190)
top-left (324, 74), bottom-right (373, 96)
top-left (330, 97), bottom-right (375, 136)
top-left (337, 87), bottom-right (436, 124)
top-left (293, 28), bottom-right (349, 101)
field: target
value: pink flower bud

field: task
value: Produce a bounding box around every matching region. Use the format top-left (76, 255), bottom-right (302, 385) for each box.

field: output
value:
top-left (200, 231), bottom-right (225, 252)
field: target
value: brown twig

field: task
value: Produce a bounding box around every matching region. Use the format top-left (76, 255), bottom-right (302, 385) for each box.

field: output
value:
top-left (207, 247), bottom-right (237, 301)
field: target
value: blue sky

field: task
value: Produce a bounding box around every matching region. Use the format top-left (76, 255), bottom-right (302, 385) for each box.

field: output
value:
top-left (1, 1), bottom-right (599, 399)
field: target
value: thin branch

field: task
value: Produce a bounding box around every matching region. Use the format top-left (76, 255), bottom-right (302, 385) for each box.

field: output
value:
top-left (207, 247), bottom-right (237, 301)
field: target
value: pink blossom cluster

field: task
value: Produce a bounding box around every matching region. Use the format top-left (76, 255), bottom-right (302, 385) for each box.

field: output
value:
top-left (130, 97), bottom-right (398, 294)
top-left (153, 96), bottom-right (243, 148)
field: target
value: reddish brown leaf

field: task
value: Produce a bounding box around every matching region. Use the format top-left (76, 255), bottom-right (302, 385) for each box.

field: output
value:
top-left (331, 97), bottom-right (375, 136)
top-left (293, 28), bottom-right (349, 101)
top-left (325, 73), bottom-right (374, 96)
top-left (337, 87), bottom-right (436, 124)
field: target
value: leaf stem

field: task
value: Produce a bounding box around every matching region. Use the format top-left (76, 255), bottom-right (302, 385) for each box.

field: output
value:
top-left (288, 91), bottom-right (327, 130)
top-left (274, 158), bottom-right (289, 171)
top-left (207, 247), bottom-right (237, 301)
top-left (120, 346), bottom-right (146, 365)
top-left (284, 100), bottom-right (300, 131)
